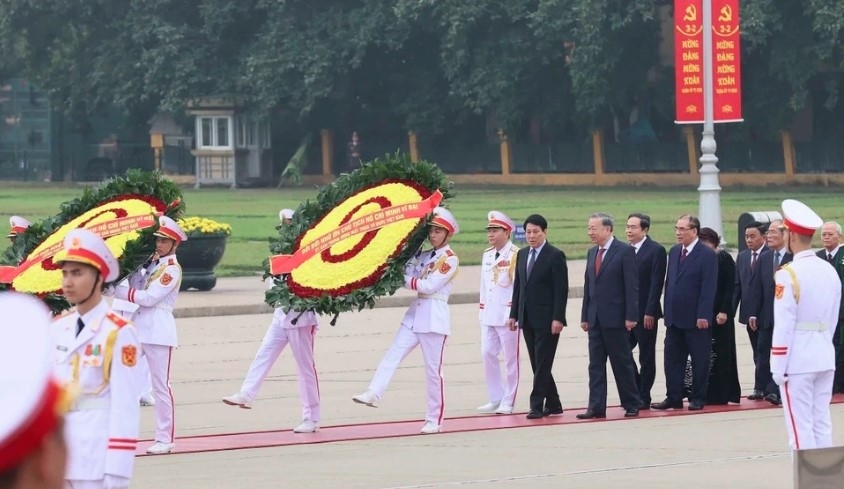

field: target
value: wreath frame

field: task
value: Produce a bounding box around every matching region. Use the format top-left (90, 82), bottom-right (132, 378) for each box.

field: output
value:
top-left (263, 152), bottom-right (454, 318)
top-left (0, 169), bottom-right (184, 314)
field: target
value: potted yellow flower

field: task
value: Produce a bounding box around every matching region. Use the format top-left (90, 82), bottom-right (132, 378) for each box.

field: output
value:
top-left (175, 217), bottom-right (232, 291)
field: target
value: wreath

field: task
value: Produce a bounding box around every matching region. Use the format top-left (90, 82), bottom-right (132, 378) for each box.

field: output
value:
top-left (264, 153), bottom-right (454, 320)
top-left (0, 170), bottom-right (184, 314)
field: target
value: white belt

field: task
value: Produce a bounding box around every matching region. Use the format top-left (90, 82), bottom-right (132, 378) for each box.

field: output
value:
top-left (417, 293), bottom-right (448, 301)
top-left (795, 321), bottom-right (827, 331)
top-left (69, 397), bottom-right (110, 412)
top-left (154, 304), bottom-right (173, 312)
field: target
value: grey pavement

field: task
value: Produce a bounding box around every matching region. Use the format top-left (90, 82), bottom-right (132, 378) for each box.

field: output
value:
top-left (132, 300), bottom-right (844, 489)
top-left (173, 260), bottom-right (588, 319)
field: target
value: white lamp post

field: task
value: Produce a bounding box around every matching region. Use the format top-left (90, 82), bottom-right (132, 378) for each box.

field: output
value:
top-left (697, 0), bottom-right (724, 243)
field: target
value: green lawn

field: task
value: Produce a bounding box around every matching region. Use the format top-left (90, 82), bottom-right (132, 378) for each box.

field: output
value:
top-left (1, 183), bottom-right (841, 276)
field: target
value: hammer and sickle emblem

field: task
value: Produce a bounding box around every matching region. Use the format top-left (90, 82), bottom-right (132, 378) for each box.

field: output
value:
top-left (718, 6), bottom-right (732, 22)
top-left (683, 5), bottom-right (697, 22)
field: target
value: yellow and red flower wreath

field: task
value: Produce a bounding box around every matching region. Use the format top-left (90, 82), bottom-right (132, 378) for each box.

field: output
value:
top-left (264, 154), bottom-right (453, 318)
top-left (0, 170), bottom-right (183, 314)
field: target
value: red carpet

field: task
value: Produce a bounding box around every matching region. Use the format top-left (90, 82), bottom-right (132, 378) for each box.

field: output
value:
top-left (136, 394), bottom-right (844, 457)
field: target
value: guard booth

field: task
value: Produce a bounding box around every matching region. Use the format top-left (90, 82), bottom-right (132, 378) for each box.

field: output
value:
top-left (186, 97), bottom-right (272, 188)
top-left (737, 211), bottom-right (782, 252)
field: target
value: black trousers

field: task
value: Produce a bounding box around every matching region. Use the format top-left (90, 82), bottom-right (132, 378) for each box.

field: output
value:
top-left (747, 325), bottom-right (760, 389)
top-left (522, 326), bottom-right (562, 412)
top-left (833, 320), bottom-right (844, 393)
top-left (629, 321), bottom-right (658, 403)
top-left (589, 321), bottom-right (641, 411)
top-left (755, 327), bottom-right (779, 397)
top-left (664, 325), bottom-right (711, 404)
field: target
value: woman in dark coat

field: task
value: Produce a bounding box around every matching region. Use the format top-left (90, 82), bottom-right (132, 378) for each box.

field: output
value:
top-left (698, 227), bottom-right (742, 404)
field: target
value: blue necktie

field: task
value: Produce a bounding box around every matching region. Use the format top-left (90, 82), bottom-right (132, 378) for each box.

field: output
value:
top-left (527, 248), bottom-right (537, 278)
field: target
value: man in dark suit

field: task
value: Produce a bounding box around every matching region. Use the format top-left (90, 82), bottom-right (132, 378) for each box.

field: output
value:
top-left (508, 214), bottom-right (569, 419)
top-left (625, 213), bottom-right (667, 409)
top-left (751, 219), bottom-right (792, 404)
top-left (732, 221), bottom-right (767, 398)
top-left (817, 221), bottom-right (844, 393)
top-left (652, 214), bottom-right (717, 411)
top-left (577, 213), bottom-right (641, 419)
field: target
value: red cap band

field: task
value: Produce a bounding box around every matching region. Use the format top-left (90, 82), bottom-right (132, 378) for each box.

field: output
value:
top-left (62, 247), bottom-right (110, 278)
top-left (0, 379), bottom-right (62, 471)
top-left (784, 217), bottom-right (815, 236)
top-left (430, 217), bottom-right (455, 234)
top-left (155, 227), bottom-right (182, 242)
top-left (487, 219), bottom-right (512, 231)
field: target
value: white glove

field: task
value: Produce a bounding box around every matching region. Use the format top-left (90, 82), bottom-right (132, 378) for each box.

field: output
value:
top-left (772, 373), bottom-right (787, 386)
top-left (103, 285), bottom-right (115, 297)
top-left (104, 474), bottom-right (131, 489)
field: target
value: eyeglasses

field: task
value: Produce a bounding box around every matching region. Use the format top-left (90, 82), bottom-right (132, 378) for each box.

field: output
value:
top-left (674, 226), bottom-right (692, 232)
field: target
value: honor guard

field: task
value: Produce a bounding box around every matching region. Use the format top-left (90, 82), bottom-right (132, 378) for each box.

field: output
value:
top-left (7, 216), bottom-right (30, 243)
top-left (0, 292), bottom-right (70, 489)
top-left (772, 199), bottom-right (841, 450)
top-left (353, 206), bottom-right (460, 434)
top-left (51, 229), bottom-right (141, 489)
top-left (223, 208), bottom-right (321, 434)
top-left (279, 208), bottom-right (294, 225)
top-left (477, 211), bottom-right (520, 415)
top-left (113, 216), bottom-right (185, 455)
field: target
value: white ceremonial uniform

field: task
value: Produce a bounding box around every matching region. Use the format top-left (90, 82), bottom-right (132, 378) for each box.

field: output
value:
top-left (114, 254), bottom-right (181, 445)
top-left (50, 298), bottom-right (141, 487)
top-left (772, 199), bottom-right (841, 452)
top-left (366, 245), bottom-right (459, 426)
top-left (773, 251), bottom-right (841, 450)
top-left (238, 279), bottom-right (320, 423)
top-left (479, 242), bottom-right (520, 409)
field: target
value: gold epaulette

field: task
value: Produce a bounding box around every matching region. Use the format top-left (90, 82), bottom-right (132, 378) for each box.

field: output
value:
top-left (484, 246), bottom-right (494, 252)
top-left (780, 263), bottom-right (800, 303)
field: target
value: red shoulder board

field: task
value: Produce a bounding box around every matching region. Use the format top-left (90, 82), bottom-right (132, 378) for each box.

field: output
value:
top-left (106, 311), bottom-right (128, 328)
top-left (168, 258), bottom-right (175, 266)
top-left (445, 250), bottom-right (455, 257)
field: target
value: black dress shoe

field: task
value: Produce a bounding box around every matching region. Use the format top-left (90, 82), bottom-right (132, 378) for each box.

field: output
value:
top-left (688, 401), bottom-right (704, 411)
top-left (638, 400), bottom-right (651, 410)
top-left (576, 410), bottom-right (606, 419)
top-left (651, 399), bottom-right (683, 410)
top-left (765, 393), bottom-right (782, 406)
top-left (542, 407), bottom-right (564, 416)
top-left (526, 410), bottom-right (543, 419)
top-left (747, 390), bottom-right (764, 400)
top-left (624, 408), bottom-right (639, 417)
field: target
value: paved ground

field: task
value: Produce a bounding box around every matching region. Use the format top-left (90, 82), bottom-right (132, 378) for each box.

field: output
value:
top-left (130, 300), bottom-right (844, 489)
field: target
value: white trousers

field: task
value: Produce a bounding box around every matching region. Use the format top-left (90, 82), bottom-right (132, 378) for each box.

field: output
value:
top-left (481, 324), bottom-right (520, 407)
top-left (240, 322), bottom-right (320, 422)
top-left (137, 353), bottom-right (153, 397)
top-left (368, 325), bottom-right (447, 425)
top-left (780, 370), bottom-right (834, 450)
top-left (143, 344), bottom-right (175, 443)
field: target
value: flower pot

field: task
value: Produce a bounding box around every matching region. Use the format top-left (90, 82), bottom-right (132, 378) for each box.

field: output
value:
top-left (175, 234), bottom-right (228, 291)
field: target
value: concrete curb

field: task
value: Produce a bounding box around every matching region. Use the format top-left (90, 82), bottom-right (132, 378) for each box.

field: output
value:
top-left (173, 286), bottom-right (585, 319)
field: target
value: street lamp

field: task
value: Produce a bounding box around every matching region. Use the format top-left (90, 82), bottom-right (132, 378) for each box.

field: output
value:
top-left (697, 0), bottom-right (724, 244)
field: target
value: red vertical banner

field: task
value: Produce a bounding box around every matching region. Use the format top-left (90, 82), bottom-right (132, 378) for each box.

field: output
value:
top-left (674, 0), bottom-right (704, 123)
top-left (712, 0), bottom-right (743, 122)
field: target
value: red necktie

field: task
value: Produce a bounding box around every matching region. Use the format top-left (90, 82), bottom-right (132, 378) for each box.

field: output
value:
top-left (595, 248), bottom-right (605, 274)
top-left (681, 247), bottom-right (688, 261)
top-left (751, 251), bottom-right (757, 270)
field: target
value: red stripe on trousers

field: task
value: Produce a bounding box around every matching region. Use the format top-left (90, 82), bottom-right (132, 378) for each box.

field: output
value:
top-left (437, 336), bottom-right (447, 425)
top-left (784, 382), bottom-right (800, 449)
